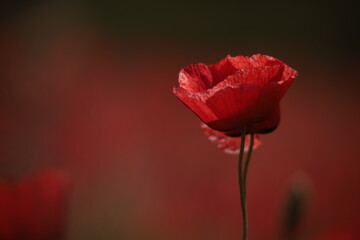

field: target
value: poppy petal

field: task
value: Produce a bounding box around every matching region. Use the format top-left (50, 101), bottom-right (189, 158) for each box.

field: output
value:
top-left (201, 123), bottom-right (261, 155)
top-left (179, 64), bottom-right (214, 92)
top-left (247, 105), bottom-right (281, 134)
top-left (205, 84), bottom-right (262, 131)
top-left (249, 54), bottom-right (279, 67)
top-left (173, 87), bottom-right (217, 123)
top-left (208, 56), bottom-right (239, 84)
top-left (226, 55), bottom-right (253, 69)
top-left (215, 64), bottom-right (284, 89)
top-left (223, 105), bottom-right (281, 136)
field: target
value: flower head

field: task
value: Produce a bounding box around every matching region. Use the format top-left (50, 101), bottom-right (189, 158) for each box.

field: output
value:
top-left (173, 54), bottom-right (298, 136)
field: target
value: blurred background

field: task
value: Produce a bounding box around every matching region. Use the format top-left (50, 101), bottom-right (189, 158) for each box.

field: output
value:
top-left (0, 1), bottom-right (359, 239)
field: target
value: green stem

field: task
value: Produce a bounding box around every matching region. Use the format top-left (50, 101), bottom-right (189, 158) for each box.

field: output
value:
top-left (238, 125), bottom-right (247, 240)
top-left (243, 133), bottom-right (255, 198)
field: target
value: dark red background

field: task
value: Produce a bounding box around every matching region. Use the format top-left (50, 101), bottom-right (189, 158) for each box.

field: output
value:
top-left (1, 1), bottom-right (359, 239)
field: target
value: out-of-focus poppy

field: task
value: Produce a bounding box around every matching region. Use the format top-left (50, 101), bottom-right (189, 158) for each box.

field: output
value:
top-left (0, 169), bottom-right (71, 240)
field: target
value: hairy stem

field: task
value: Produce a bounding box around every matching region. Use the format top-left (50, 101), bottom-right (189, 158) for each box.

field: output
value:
top-left (238, 126), bottom-right (247, 240)
top-left (243, 133), bottom-right (255, 198)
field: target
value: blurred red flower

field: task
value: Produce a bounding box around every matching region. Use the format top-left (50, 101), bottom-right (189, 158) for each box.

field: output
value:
top-left (173, 54), bottom-right (298, 136)
top-left (200, 123), bottom-right (261, 154)
top-left (0, 169), bottom-right (71, 240)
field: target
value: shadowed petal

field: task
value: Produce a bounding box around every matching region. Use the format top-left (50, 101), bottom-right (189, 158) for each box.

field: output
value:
top-left (223, 106), bottom-right (281, 136)
top-left (208, 56), bottom-right (239, 84)
top-left (205, 84), bottom-right (261, 131)
top-left (248, 105), bottom-right (280, 133)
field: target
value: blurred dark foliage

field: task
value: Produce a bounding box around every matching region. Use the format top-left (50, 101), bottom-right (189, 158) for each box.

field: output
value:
top-left (1, 0), bottom-right (359, 57)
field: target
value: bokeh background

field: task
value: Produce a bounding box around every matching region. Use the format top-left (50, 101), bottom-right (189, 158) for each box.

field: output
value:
top-left (1, 1), bottom-right (359, 239)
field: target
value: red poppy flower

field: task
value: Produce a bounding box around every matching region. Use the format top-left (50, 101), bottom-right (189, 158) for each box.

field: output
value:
top-left (200, 123), bottom-right (261, 155)
top-left (0, 169), bottom-right (71, 240)
top-left (173, 54), bottom-right (298, 136)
